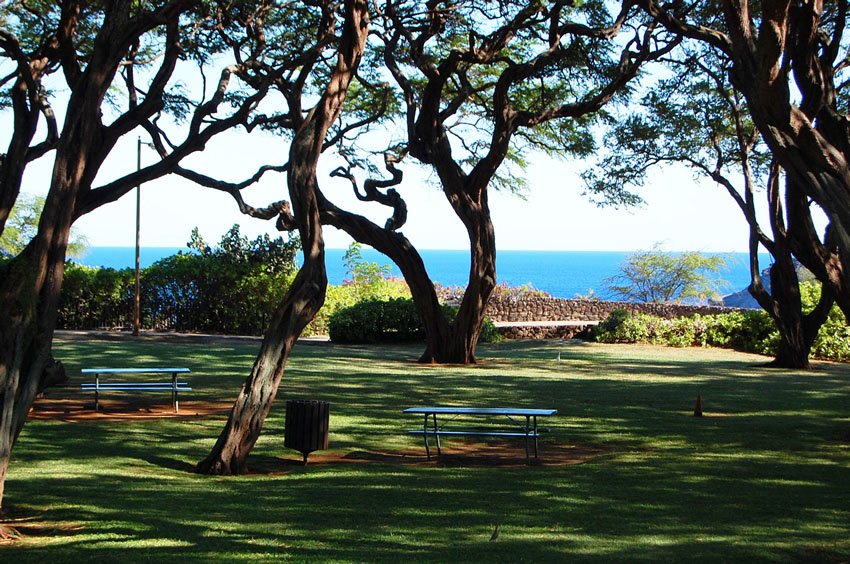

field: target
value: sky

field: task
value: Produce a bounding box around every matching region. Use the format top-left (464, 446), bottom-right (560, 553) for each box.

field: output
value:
top-left (13, 122), bottom-right (758, 253)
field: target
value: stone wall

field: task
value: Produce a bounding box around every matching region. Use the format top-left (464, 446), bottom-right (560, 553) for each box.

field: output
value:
top-left (495, 324), bottom-right (596, 340)
top-left (485, 296), bottom-right (743, 323)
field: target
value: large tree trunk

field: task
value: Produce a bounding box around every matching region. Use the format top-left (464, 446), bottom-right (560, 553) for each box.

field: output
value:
top-left (0, 0), bottom-right (191, 510)
top-left (0, 250), bottom-right (67, 509)
top-left (748, 236), bottom-right (833, 369)
top-left (321, 196), bottom-right (493, 364)
top-left (0, 86), bottom-right (111, 508)
top-left (196, 0), bottom-right (369, 474)
top-left (319, 151), bottom-right (494, 364)
top-left (0, 155), bottom-right (83, 510)
top-left (194, 226), bottom-right (327, 474)
top-left (446, 198), bottom-right (497, 364)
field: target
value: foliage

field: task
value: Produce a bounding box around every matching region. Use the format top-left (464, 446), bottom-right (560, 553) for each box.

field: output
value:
top-left (0, 194), bottom-right (87, 258)
top-left (140, 225), bottom-right (299, 334)
top-left (801, 282), bottom-right (850, 362)
top-left (607, 246), bottom-right (728, 303)
top-left (329, 298), bottom-right (426, 343)
top-left (58, 264), bottom-right (135, 329)
top-left (57, 226), bottom-right (298, 334)
top-left (594, 309), bottom-right (778, 354)
top-left (592, 286), bottom-right (850, 362)
top-left (328, 298), bottom-right (500, 344)
top-left (304, 277), bottom-right (411, 336)
top-left (341, 242), bottom-right (394, 301)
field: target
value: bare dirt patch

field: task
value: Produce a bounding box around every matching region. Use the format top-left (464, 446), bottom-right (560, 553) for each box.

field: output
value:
top-left (28, 396), bottom-right (232, 422)
top-left (0, 508), bottom-right (85, 545)
top-left (247, 441), bottom-right (605, 472)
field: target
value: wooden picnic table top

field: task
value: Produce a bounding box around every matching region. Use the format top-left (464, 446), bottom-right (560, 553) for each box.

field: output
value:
top-left (403, 407), bottom-right (557, 417)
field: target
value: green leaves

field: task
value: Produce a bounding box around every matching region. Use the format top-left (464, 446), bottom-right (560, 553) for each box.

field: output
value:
top-left (606, 246), bottom-right (729, 304)
top-left (582, 47), bottom-right (769, 207)
top-left (0, 194), bottom-right (88, 258)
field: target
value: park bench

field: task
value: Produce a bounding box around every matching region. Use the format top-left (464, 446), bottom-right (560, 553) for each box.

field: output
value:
top-left (404, 406), bottom-right (557, 464)
top-left (81, 368), bottom-right (192, 412)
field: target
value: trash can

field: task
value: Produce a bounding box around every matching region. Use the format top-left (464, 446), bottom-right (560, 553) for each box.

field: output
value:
top-left (284, 399), bottom-right (330, 464)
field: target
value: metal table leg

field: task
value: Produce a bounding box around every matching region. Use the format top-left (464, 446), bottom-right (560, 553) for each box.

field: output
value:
top-left (432, 413), bottom-right (441, 455)
top-left (422, 414), bottom-right (431, 459)
top-left (171, 372), bottom-right (179, 412)
top-left (533, 415), bottom-right (539, 458)
top-left (95, 373), bottom-right (100, 412)
top-left (524, 415), bottom-right (531, 464)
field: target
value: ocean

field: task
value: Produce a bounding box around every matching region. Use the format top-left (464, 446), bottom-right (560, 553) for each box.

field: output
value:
top-left (76, 246), bottom-right (762, 300)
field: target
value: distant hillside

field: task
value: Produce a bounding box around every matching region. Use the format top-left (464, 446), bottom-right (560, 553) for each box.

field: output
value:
top-left (718, 262), bottom-right (815, 309)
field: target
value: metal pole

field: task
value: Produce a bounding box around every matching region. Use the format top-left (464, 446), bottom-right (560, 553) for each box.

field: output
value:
top-left (133, 137), bottom-right (141, 336)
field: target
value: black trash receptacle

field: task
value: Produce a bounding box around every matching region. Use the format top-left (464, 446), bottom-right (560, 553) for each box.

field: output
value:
top-left (284, 399), bottom-right (330, 464)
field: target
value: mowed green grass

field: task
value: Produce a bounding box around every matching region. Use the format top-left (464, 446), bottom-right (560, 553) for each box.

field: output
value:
top-left (3, 334), bottom-right (849, 562)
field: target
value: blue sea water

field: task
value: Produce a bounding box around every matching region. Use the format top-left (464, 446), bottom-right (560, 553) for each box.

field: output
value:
top-left (77, 246), bottom-right (762, 300)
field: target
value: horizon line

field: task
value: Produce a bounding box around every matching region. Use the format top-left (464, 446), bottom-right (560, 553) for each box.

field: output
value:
top-left (82, 245), bottom-right (759, 254)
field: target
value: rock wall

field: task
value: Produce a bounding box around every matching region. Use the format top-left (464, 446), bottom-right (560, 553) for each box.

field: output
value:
top-left (496, 324), bottom-right (596, 340)
top-left (485, 296), bottom-right (743, 323)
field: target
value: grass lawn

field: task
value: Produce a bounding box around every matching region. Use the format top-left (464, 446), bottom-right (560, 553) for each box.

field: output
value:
top-left (2, 333), bottom-right (849, 562)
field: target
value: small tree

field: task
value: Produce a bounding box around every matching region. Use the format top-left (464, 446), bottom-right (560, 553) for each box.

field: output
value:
top-left (607, 246), bottom-right (727, 303)
top-left (342, 242), bottom-right (394, 298)
top-left (0, 194), bottom-right (86, 258)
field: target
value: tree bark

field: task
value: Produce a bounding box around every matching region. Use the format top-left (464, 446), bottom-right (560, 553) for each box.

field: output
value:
top-left (0, 0), bottom-right (202, 511)
top-left (0, 124), bottom-right (98, 510)
top-left (196, 0), bottom-right (369, 474)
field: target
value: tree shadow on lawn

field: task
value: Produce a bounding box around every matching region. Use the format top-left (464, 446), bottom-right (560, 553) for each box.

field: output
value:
top-left (4, 440), bottom-right (849, 562)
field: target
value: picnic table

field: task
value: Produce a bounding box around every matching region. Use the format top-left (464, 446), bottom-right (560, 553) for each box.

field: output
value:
top-left (81, 368), bottom-right (192, 412)
top-left (404, 406), bottom-right (557, 464)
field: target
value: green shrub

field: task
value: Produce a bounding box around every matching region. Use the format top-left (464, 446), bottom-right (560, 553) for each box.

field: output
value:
top-left (305, 278), bottom-right (411, 336)
top-left (801, 281), bottom-right (850, 361)
top-left (57, 226), bottom-right (299, 335)
top-left (329, 298), bottom-right (425, 343)
top-left (58, 264), bottom-right (134, 329)
top-left (592, 309), bottom-right (632, 342)
top-left (328, 298), bottom-right (501, 344)
top-left (593, 308), bottom-right (778, 354)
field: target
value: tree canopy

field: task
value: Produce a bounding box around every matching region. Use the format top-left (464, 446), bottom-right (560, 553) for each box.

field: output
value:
top-left (607, 246), bottom-right (728, 304)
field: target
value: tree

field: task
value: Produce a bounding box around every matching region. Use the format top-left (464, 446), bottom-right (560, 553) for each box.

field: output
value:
top-left (606, 246), bottom-right (727, 304)
top-left (0, 0), bottom-right (299, 510)
top-left (317, 0), bottom-right (677, 364)
top-left (0, 194), bottom-right (86, 258)
top-left (195, 0), bottom-right (370, 475)
top-left (635, 0), bottom-right (850, 321)
top-left (586, 45), bottom-right (834, 368)
top-left (343, 241), bottom-right (392, 287)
